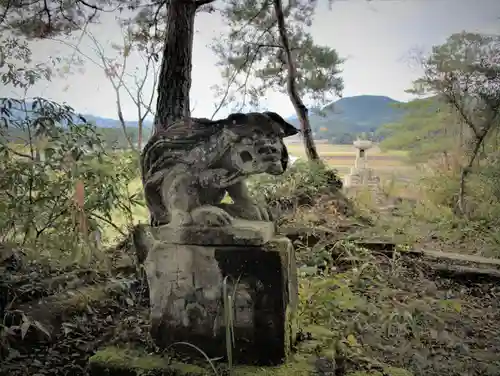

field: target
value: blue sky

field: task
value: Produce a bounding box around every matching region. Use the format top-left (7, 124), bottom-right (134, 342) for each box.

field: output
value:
top-left (1, 0), bottom-right (499, 120)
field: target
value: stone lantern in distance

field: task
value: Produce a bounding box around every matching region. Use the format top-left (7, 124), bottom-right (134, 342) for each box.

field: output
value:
top-left (352, 139), bottom-right (373, 170)
top-left (343, 139), bottom-right (379, 188)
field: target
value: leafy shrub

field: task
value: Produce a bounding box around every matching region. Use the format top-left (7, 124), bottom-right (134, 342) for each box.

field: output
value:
top-left (418, 170), bottom-right (460, 210)
top-left (0, 97), bottom-right (141, 264)
top-left (418, 152), bottom-right (500, 226)
top-left (247, 160), bottom-right (342, 209)
top-left (387, 151), bottom-right (500, 256)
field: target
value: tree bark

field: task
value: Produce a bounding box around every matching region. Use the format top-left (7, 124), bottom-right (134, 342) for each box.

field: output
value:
top-left (116, 97), bottom-right (136, 151)
top-left (153, 0), bottom-right (197, 132)
top-left (457, 131), bottom-right (487, 216)
top-left (138, 122), bottom-right (143, 151)
top-left (273, 0), bottom-right (320, 161)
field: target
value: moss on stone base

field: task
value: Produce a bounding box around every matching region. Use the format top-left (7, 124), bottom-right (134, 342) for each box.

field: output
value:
top-left (89, 347), bottom-right (207, 376)
top-left (285, 305), bottom-right (299, 359)
top-left (381, 367), bottom-right (413, 376)
top-left (346, 369), bottom-right (413, 376)
top-left (89, 347), bottom-right (315, 376)
top-left (231, 354), bottom-right (314, 375)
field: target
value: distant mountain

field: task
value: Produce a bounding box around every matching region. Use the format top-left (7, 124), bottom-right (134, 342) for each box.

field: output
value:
top-left (82, 114), bottom-right (153, 129)
top-left (0, 98), bottom-right (154, 129)
top-left (286, 95), bottom-right (406, 142)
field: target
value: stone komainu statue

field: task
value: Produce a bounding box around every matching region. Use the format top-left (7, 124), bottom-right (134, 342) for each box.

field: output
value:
top-left (140, 112), bottom-right (299, 227)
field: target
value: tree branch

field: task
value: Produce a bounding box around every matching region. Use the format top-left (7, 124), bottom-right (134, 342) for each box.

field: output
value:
top-left (89, 212), bottom-right (127, 237)
top-left (0, 0), bottom-right (11, 26)
top-left (211, 2), bottom-right (279, 117)
top-left (60, 27), bottom-right (159, 151)
top-left (273, 0), bottom-right (319, 160)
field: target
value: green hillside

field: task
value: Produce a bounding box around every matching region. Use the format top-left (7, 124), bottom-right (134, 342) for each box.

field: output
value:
top-left (378, 96), bottom-right (460, 162)
top-left (287, 95), bottom-right (406, 144)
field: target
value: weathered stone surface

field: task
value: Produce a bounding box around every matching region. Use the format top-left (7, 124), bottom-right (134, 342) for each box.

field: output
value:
top-left (136, 223), bottom-right (298, 366)
top-left (343, 139), bottom-right (380, 188)
top-left (139, 112), bottom-right (299, 228)
top-left (151, 219), bottom-right (276, 246)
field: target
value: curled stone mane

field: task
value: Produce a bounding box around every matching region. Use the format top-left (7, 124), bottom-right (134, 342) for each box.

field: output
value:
top-left (141, 117), bottom-right (231, 183)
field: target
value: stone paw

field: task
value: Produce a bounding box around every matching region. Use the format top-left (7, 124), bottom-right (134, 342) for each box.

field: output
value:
top-left (190, 205), bottom-right (233, 227)
top-left (168, 210), bottom-right (193, 227)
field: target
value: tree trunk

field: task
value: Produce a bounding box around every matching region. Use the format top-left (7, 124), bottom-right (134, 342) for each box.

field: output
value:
top-left (154, 0), bottom-right (196, 132)
top-left (138, 123), bottom-right (143, 151)
top-left (457, 132), bottom-right (487, 216)
top-left (116, 99), bottom-right (136, 151)
top-left (273, 0), bottom-right (320, 162)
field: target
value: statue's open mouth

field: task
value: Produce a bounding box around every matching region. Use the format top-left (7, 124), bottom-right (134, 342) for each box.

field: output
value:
top-left (266, 161), bottom-right (284, 175)
top-left (262, 155), bottom-right (281, 162)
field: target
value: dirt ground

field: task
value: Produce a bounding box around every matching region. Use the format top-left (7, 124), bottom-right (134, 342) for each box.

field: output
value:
top-left (360, 257), bottom-right (500, 376)
top-left (1, 203), bottom-right (500, 375)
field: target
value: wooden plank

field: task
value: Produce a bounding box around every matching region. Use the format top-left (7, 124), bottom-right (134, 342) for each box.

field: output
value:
top-left (428, 263), bottom-right (500, 282)
top-left (418, 249), bottom-right (500, 267)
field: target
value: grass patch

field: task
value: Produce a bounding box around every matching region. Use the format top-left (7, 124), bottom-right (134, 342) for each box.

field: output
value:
top-left (351, 161), bottom-right (500, 258)
top-left (89, 347), bottom-right (207, 375)
top-left (293, 239), bottom-right (497, 376)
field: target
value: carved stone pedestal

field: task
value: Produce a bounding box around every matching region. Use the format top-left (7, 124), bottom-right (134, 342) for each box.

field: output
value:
top-left (344, 166), bottom-right (380, 188)
top-left (135, 220), bottom-right (298, 366)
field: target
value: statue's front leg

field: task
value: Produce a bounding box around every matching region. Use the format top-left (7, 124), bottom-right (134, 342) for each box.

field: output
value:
top-left (144, 171), bottom-right (172, 227)
top-left (160, 165), bottom-right (199, 227)
top-left (226, 182), bottom-right (273, 222)
top-left (164, 167), bottom-right (236, 227)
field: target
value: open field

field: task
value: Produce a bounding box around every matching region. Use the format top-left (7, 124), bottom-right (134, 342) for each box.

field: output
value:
top-left (9, 141), bottom-right (415, 243)
top-left (285, 143), bottom-right (408, 157)
top-left (287, 143), bottom-right (415, 180)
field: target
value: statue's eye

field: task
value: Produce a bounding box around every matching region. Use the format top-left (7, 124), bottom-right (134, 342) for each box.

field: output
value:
top-left (239, 151), bottom-right (254, 163)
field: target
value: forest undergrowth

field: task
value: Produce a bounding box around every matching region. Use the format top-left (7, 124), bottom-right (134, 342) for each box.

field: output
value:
top-left (1, 122), bottom-right (500, 375)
